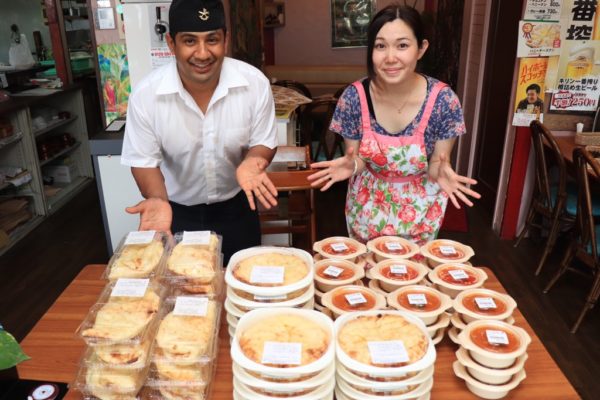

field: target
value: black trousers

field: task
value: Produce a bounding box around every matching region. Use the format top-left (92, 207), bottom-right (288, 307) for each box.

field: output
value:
top-left (170, 191), bottom-right (261, 266)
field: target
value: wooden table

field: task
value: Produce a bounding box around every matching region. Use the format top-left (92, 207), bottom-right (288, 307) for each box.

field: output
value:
top-left (18, 265), bottom-right (580, 399)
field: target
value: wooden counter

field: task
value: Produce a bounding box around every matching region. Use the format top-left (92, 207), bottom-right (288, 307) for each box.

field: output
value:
top-left (18, 265), bottom-right (580, 399)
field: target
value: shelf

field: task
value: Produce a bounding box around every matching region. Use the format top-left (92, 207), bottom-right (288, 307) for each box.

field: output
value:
top-left (63, 15), bottom-right (88, 21)
top-left (46, 176), bottom-right (90, 212)
top-left (0, 170), bottom-right (32, 192)
top-left (33, 116), bottom-right (78, 138)
top-left (0, 132), bottom-right (23, 150)
top-left (39, 142), bottom-right (81, 167)
top-left (0, 215), bottom-right (44, 256)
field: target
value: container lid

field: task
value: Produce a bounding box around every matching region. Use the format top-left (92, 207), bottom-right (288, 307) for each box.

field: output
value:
top-left (453, 288), bottom-right (517, 321)
top-left (428, 263), bottom-right (488, 290)
top-left (82, 337), bottom-right (153, 370)
top-left (313, 236), bottom-right (367, 261)
top-left (370, 259), bottom-right (429, 286)
top-left (386, 284), bottom-right (452, 317)
top-left (321, 285), bottom-right (386, 315)
top-left (420, 239), bottom-right (474, 264)
top-left (73, 362), bottom-right (149, 398)
top-left (457, 319), bottom-right (531, 359)
top-left (313, 258), bottom-right (364, 285)
top-left (162, 232), bottom-right (221, 285)
top-left (105, 231), bottom-right (170, 280)
top-left (366, 236), bottom-right (420, 260)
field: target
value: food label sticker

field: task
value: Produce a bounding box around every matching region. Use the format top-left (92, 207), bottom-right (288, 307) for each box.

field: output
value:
top-left (368, 341), bottom-right (409, 364)
top-left (182, 231), bottom-right (211, 245)
top-left (345, 292), bottom-right (367, 306)
top-left (250, 266), bottom-right (285, 284)
top-left (173, 296), bottom-right (209, 316)
top-left (475, 297), bottom-right (497, 310)
top-left (330, 242), bottom-right (349, 252)
top-left (124, 230), bottom-right (155, 245)
top-left (390, 264), bottom-right (408, 275)
top-left (439, 245), bottom-right (457, 255)
top-left (111, 278), bottom-right (149, 297)
top-left (486, 330), bottom-right (509, 345)
top-left (323, 265), bottom-right (344, 278)
top-left (408, 293), bottom-right (428, 305)
top-left (448, 269), bottom-right (469, 281)
top-left (261, 342), bottom-right (302, 365)
top-left (254, 294), bottom-right (288, 301)
top-left (385, 242), bottom-right (403, 251)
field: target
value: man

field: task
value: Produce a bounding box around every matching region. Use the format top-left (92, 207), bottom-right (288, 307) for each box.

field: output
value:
top-left (516, 83), bottom-right (544, 114)
top-left (121, 0), bottom-right (278, 263)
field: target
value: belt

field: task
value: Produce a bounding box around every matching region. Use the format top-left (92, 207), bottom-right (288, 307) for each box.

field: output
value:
top-left (366, 164), bottom-right (425, 183)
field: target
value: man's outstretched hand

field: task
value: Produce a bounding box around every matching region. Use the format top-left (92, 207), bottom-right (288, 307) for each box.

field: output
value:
top-left (126, 198), bottom-right (172, 233)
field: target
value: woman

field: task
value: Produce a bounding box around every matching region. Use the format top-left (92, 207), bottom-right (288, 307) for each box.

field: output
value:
top-left (308, 5), bottom-right (480, 245)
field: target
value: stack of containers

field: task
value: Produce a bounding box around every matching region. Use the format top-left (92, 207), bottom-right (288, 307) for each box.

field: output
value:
top-left (365, 235), bottom-right (422, 271)
top-left (231, 308), bottom-right (336, 400)
top-left (420, 239), bottom-right (475, 269)
top-left (453, 319), bottom-right (531, 398)
top-left (320, 285), bottom-right (386, 320)
top-left (386, 285), bottom-right (453, 345)
top-left (225, 246), bottom-right (315, 341)
top-left (334, 310), bottom-right (436, 400)
top-left (313, 236), bottom-right (368, 268)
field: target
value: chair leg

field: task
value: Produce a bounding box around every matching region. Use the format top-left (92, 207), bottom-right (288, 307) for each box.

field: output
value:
top-left (543, 241), bottom-right (576, 293)
top-left (514, 200), bottom-right (536, 248)
top-left (534, 206), bottom-right (564, 276)
top-left (571, 268), bottom-right (600, 333)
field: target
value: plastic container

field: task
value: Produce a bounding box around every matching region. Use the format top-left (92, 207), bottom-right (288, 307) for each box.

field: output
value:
top-left (369, 259), bottom-right (430, 293)
top-left (231, 308), bottom-right (335, 382)
top-left (313, 236), bottom-right (367, 262)
top-left (163, 231), bottom-right (222, 286)
top-left (226, 246), bottom-right (314, 297)
top-left (420, 239), bottom-right (474, 268)
top-left (313, 258), bottom-right (364, 292)
top-left (321, 285), bottom-right (386, 319)
top-left (453, 361), bottom-right (526, 399)
top-left (76, 280), bottom-right (165, 346)
top-left (336, 375), bottom-right (433, 400)
top-left (457, 320), bottom-right (531, 369)
top-left (386, 285), bottom-right (453, 326)
top-left (428, 263), bottom-right (488, 298)
top-left (455, 346), bottom-right (528, 385)
top-left (105, 231), bottom-right (169, 280)
top-left (334, 310), bottom-right (436, 381)
top-left (425, 312), bottom-right (450, 338)
top-left (73, 361), bottom-right (149, 398)
top-left (453, 288), bottom-right (517, 323)
top-left (367, 279), bottom-right (388, 295)
top-left (83, 337), bottom-right (153, 370)
top-left (144, 376), bottom-right (213, 400)
top-left (168, 267), bottom-right (225, 298)
top-left (226, 284), bottom-right (314, 312)
top-left (366, 236), bottom-right (420, 262)
top-left (233, 376), bottom-right (335, 400)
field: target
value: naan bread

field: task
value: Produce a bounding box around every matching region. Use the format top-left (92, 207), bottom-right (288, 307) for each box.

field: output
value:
top-left (167, 244), bottom-right (216, 283)
top-left (109, 240), bottom-right (164, 279)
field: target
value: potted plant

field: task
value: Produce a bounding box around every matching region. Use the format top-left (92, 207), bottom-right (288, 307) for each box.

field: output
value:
top-left (0, 323), bottom-right (29, 383)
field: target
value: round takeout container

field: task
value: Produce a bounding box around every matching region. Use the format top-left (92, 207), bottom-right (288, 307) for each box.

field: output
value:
top-left (457, 319), bottom-right (531, 369)
top-left (420, 239), bottom-right (474, 267)
top-left (455, 346), bottom-right (528, 385)
top-left (369, 259), bottom-right (429, 293)
top-left (453, 288), bottom-right (517, 323)
top-left (233, 376), bottom-right (335, 400)
top-left (231, 308), bottom-right (335, 382)
top-left (321, 285), bottom-right (386, 319)
top-left (336, 374), bottom-right (433, 400)
top-left (428, 263), bottom-right (488, 298)
top-left (226, 284), bottom-right (314, 312)
top-left (453, 360), bottom-right (527, 399)
top-left (313, 236), bottom-right (367, 262)
top-left (386, 285), bottom-right (453, 326)
top-left (226, 246), bottom-right (314, 297)
top-left (313, 259), bottom-right (365, 292)
top-left (366, 236), bottom-right (420, 262)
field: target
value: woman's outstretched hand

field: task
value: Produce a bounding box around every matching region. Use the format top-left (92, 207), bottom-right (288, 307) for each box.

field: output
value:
top-left (429, 153), bottom-right (481, 208)
top-left (307, 147), bottom-right (357, 191)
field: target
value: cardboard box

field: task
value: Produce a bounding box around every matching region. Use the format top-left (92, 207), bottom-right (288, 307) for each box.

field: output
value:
top-left (43, 164), bottom-right (77, 184)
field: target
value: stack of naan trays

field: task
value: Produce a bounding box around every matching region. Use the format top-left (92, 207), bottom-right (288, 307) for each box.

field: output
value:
top-left (334, 310), bottom-right (436, 400)
top-left (224, 246), bottom-right (315, 343)
top-left (230, 308), bottom-right (336, 399)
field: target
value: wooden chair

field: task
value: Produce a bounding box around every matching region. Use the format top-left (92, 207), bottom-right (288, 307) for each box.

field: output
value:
top-left (514, 120), bottom-right (575, 275)
top-left (297, 97), bottom-right (343, 161)
top-left (272, 80), bottom-right (312, 99)
top-left (259, 146), bottom-right (315, 250)
top-left (543, 147), bottom-right (600, 332)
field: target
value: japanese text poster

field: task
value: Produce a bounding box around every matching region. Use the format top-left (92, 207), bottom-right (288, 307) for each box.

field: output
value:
top-left (513, 58), bottom-right (548, 126)
top-left (524, 0), bottom-right (563, 21)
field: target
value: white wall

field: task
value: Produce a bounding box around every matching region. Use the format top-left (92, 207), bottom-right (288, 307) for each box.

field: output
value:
top-left (0, 2), bottom-right (51, 64)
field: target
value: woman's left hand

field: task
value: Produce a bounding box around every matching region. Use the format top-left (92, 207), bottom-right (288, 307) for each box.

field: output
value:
top-left (430, 153), bottom-right (481, 208)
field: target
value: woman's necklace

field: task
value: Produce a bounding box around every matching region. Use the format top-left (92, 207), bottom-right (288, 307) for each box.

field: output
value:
top-left (395, 96), bottom-right (410, 114)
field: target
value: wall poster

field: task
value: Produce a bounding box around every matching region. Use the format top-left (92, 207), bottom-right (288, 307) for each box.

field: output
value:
top-left (331, 0), bottom-right (375, 48)
top-left (513, 58), bottom-right (548, 126)
top-left (97, 43), bottom-right (130, 125)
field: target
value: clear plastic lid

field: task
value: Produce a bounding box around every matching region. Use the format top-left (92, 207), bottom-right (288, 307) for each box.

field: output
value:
top-left (104, 231), bottom-right (170, 280)
top-left (82, 336), bottom-right (154, 370)
top-left (142, 377), bottom-right (214, 400)
top-left (73, 361), bottom-right (149, 398)
top-left (162, 232), bottom-right (222, 285)
top-left (152, 295), bottom-right (222, 364)
top-left (167, 267), bottom-right (225, 300)
top-left (76, 280), bottom-right (165, 346)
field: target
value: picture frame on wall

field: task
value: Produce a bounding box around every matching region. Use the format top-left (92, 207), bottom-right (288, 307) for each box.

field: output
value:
top-left (331, 0), bottom-right (375, 48)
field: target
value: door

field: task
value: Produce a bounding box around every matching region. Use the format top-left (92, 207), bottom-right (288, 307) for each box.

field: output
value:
top-left (473, 0), bottom-right (524, 213)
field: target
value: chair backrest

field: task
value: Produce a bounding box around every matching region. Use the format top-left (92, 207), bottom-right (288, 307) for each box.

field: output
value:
top-left (573, 147), bottom-right (600, 260)
top-left (529, 120), bottom-right (569, 210)
top-left (273, 80), bottom-right (312, 99)
top-left (297, 97), bottom-right (340, 160)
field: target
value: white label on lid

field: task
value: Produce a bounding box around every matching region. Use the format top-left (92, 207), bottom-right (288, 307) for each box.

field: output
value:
top-left (261, 342), bottom-right (302, 365)
top-left (250, 266), bottom-right (285, 284)
top-left (254, 294), bottom-right (288, 301)
top-left (173, 296), bottom-right (209, 316)
top-left (330, 242), bottom-right (349, 252)
top-left (408, 293), bottom-right (428, 306)
top-left (181, 231), bottom-right (211, 245)
top-left (439, 245), bottom-right (457, 255)
top-left (385, 242), bottom-right (403, 251)
top-left (448, 269), bottom-right (469, 281)
top-left (323, 265), bottom-right (344, 278)
top-left (475, 297), bottom-right (497, 310)
top-left (486, 330), bottom-right (509, 345)
top-left (368, 341), bottom-right (409, 364)
top-left (345, 292), bottom-right (367, 306)
top-left (390, 264), bottom-right (408, 275)
top-left (124, 230), bottom-right (155, 245)
top-left (111, 278), bottom-right (149, 297)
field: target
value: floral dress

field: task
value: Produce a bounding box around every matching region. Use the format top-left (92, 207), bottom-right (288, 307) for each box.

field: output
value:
top-left (330, 77), bottom-right (466, 245)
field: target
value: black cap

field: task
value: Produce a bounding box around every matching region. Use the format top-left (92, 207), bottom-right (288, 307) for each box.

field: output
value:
top-left (169, 0), bottom-right (226, 36)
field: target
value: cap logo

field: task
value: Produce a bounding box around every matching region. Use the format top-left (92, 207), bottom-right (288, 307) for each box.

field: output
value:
top-left (198, 8), bottom-right (210, 21)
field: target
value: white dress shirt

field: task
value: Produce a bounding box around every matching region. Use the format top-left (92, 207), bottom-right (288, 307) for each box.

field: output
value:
top-left (121, 58), bottom-right (278, 206)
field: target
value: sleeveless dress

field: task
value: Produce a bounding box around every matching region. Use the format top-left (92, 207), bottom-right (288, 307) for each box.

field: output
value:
top-left (345, 80), bottom-right (450, 245)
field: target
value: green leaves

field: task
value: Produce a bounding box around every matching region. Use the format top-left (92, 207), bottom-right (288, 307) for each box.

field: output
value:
top-left (0, 326), bottom-right (29, 370)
